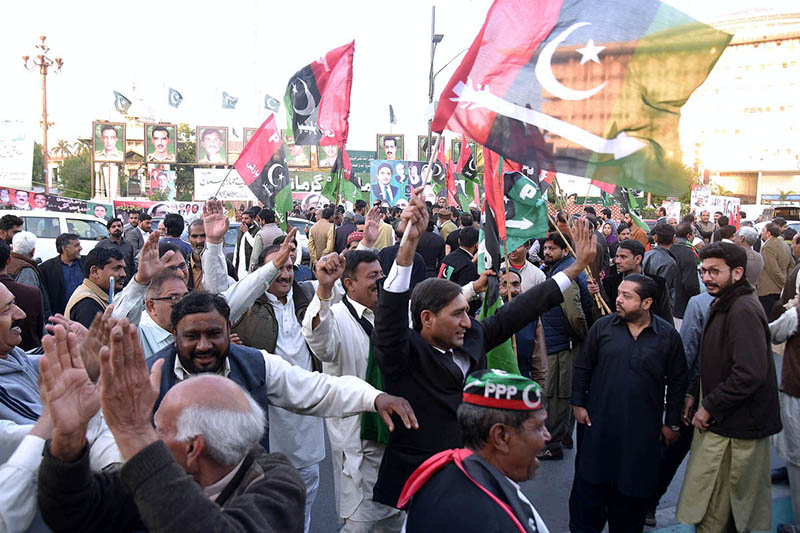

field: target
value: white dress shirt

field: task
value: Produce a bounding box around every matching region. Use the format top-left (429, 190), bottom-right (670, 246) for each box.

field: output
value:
top-left (302, 294), bottom-right (398, 521)
top-left (0, 435), bottom-right (44, 533)
top-left (264, 289), bottom-right (326, 469)
top-left (139, 311), bottom-right (175, 363)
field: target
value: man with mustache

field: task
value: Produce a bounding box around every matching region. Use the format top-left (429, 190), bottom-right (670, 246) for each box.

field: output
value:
top-left (569, 275), bottom-right (687, 531)
top-left (370, 193), bottom-right (596, 509)
top-left (65, 247), bottom-right (126, 328)
top-left (0, 241), bottom-right (43, 351)
top-left (301, 240), bottom-right (405, 531)
top-left (96, 218), bottom-right (137, 282)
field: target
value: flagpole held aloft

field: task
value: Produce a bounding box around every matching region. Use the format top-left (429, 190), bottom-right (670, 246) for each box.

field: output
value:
top-left (211, 167), bottom-right (236, 200)
top-left (399, 134), bottom-right (442, 248)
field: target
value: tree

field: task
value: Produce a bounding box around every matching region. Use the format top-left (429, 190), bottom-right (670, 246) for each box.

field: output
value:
top-left (53, 139), bottom-right (73, 159)
top-left (32, 142), bottom-right (44, 188)
top-left (58, 150), bottom-right (91, 199)
top-left (175, 123), bottom-right (195, 201)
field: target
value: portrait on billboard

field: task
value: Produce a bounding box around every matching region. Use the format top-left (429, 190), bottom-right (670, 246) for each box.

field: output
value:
top-left (417, 134), bottom-right (439, 161)
top-left (196, 126), bottom-right (228, 165)
top-left (377, 134), bottom-right (403, 161)
top-left (282, 131), bottom-right (311, 168)
top-left (317, 145), bottom-right (338, 168)
top-left (93, 122), bottom-right (125, 163)
top-left (145, 124), bottom-right (177, 164)
top-left (243, 127), bottom-right (258, 146)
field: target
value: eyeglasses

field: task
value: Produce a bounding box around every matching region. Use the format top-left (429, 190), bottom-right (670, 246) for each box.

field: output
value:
top-left (699, 267), bottom-right (730, 278)
top-left (149, 294), bottom-right (184, 304)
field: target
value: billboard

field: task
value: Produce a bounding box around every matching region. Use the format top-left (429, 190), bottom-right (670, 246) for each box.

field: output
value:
top-left (0, 121), bottom-right (33, 190)
top-left (194, 168), bottom-right (258, 202)
top-left (92, 122), bottom-right (125, 163)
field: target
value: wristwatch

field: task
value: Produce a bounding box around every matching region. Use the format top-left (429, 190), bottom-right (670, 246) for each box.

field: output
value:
top-left (668, 425), bottom-right (681, 432)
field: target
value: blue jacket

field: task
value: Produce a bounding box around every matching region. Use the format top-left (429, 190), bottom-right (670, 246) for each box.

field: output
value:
top-left (149, 343), bottom-right (270, 450)
top-left (541, 256), bottom-right (592, 354)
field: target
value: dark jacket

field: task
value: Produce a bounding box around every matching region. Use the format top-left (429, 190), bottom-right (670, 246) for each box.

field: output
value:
top-left (371, 278), bottom-right (564, 507)
top-left (95, 237), bottom-right (137, 281)
top-left (334, 222), bottom-right (356, 254)
top-left (150, 343), bottom-right (272, 450)
top-left (378, 245), bottom-right (427, 291)
top-left (40, 256), bottom-right (86, 316)
top-left (38, 439), bottom-right (306, 533)
top-left (541, 256), bottom-right (591, 354)
top-left (693, 279), bottom-right (782, 439)
top-left (416, 231), bottom-right (445, 278)
top-left (642, 246), bottom-right (677, 308)
top-left (439, 248), bottom-right (479, 288)
top-left (670, 238), bottom-right (701, 319)
top-left (0, 274), bottom-right (43, 351)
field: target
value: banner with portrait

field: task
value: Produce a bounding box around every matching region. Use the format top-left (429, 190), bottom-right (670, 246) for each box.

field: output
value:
top-left (113, 200), bottom-right (203, 224)
top-left (418, 134), bottom-right (440, 161)
top-left (690, 186), bottom-right (712, 214)
top-left (708, 195), bottom-right (741, 221)
top-left (376, 134), bottom-right (403, 161)
top-left (92, 122), bottom-right (125, 163)
top-left (281, 131), bottom-right (311, 168)
top-left (196, 126), bottom-right (228, 165)
top-left (0, 120), bottom-right (34, 190)
top-left (145, 124), bottom-right (177, 164)
top-left (148, 164), bottom-right (176, 201)
top-left (369, 160), bottom-right (436, 207)
top-left (193, 168), bottom-right (258, 202)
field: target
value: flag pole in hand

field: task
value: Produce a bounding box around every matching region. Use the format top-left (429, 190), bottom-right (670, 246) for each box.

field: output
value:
top-left (211, 167), bottom-right (235, 200)
top-left (400, 134), bottom-right (442, 248)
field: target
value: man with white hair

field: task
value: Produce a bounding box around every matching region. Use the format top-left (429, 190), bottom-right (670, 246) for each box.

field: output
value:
top-left (735, 225), bottom-right (765, 287)
top-left (37, 320), bottom-right (307, 532)
top-left (7, 231), bottom-right (50, 319)
top-left (335, 210), bottom-right (357, 253)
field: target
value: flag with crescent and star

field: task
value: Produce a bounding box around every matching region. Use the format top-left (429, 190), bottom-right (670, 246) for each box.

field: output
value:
top-left (112, 91), bottom-right (132, 115)
top-left (432, 0), bottom-right (731, 197)
top-left (168, 88), bottom-right (183, 108)
top-left (322, 147), bottom-right (359, 203)
top-left (233, 114), bottom-right (292, 213)
top-left (455, 135), bottom-right (479, 209)
top-left (284, 41), bottom-right (354, 146)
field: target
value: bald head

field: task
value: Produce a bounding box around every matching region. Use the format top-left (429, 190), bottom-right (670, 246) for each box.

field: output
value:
top-left (155, 375), bottom-right (265, 468)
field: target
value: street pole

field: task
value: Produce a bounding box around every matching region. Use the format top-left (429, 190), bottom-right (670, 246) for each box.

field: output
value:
top-left (23, 36), bottom-right (63, 194)
top-left (427, 7), bottom-right (444, 161)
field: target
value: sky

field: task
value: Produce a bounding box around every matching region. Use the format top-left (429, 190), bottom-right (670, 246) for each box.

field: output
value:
top-left (1, 0), bottom-right (796, 156)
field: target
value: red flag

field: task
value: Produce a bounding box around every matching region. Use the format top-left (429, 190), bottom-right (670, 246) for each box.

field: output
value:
top-left (431, 0), bottom-right (731, 197)
top-left (234, 114), bottom-right (282, 186)
top-left (446, 159), bottom-right (458, 206)
top-left (590, 179), bottom-right (617, 195)
top-left (483, 149), bottom-right (507, 240)
top-left (456, 134), bottom-right (472, 174)
top-left (341, 148), bottom-right (353, 184)
top-left (285, 41), bottom-right (354, 146)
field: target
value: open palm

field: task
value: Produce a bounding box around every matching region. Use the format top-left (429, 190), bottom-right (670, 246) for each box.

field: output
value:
top-left (203, 199), bottom-right (230, 242)
top-left (40, 326), bottom-right (100, 436)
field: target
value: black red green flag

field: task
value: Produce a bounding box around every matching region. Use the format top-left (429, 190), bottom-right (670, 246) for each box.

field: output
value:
top-left (233, 114), bottom-right (292, 214)
top-left (479, 202), bottom-right (520, 374)
top-left (432, 0), bottom-right (731, 197)
top-left (284, 41), bottom-right (354, 146)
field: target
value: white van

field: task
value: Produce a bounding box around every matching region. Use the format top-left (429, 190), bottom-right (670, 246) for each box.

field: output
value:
top-left (0, 210), bottom-right (109, 263)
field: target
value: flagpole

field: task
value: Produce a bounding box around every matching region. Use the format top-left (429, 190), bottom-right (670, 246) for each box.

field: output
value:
top-left (502, 238), bottom-right (519, 361)
top-left (334, 143), bottom-right (343, 208)
top-left (399, 134), bottom-right (442, 248)
top-left (211, 167), bottom-right (236, 199)
top-left (549, 176), bottom-right (611, 315)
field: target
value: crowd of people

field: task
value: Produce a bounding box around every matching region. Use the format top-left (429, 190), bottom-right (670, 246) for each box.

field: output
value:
top-left (0, 190), bottom-right (797, 532)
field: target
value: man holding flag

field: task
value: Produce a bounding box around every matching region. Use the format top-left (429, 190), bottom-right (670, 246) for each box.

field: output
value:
top-left (371, 189), bottom-right (597, 509)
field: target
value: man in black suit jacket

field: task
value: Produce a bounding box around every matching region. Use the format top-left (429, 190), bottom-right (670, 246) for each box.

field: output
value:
top-left (416, 220), bottom-right (445, 278)
top-left (439, 226), bottom-right (480, 287)
top-left (671, 223), bottom-right (701, 322)
top-left (371, 194), bottom-right (598, 508)
top-left (372, 163), bottom-right (400, 204)
top-left (40, 233), bottom-right (86, 317)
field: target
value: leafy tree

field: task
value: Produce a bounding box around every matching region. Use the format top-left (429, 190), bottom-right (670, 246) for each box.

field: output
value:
top-left (32, 142), bottom-right (44, 188)
top-left (58, 150), bottom-right (91, 199)
top-left (175, 123), bottom-right (195, 201)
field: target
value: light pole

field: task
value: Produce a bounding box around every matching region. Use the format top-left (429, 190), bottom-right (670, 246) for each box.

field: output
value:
top-left (23, 36), bottom-right (63, 194)
top-left (427, 6), bottom-right (444, 159)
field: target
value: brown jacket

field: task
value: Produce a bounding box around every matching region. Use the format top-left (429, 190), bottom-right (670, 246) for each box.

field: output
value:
top-left (630, 225), bottom-right (649, 247)
top-left (308, 219), bottom-right (334, 265)
top-left (7, 252), bottom-right (40, 280)
top-left (757, 236), bottom-right (793, 296)
top-left (693, 279), bottom-right (782, 439)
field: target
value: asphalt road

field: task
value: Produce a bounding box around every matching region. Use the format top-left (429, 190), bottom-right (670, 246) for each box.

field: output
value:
top-left (309, 352), bottom-right (791, 532)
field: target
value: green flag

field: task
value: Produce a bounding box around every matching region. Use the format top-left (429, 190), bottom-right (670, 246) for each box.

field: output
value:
top-left (503, 171), bottom-right (550, 253)
top-left (626, 189), bottom-right (650, 232)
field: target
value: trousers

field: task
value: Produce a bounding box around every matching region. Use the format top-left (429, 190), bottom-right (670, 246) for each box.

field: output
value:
top-left (545, 347), bottom-right (576, 451)
top-left (569, 473), bottom-right (649, 532)
top-left (299, 463), bottom-right (320, 533)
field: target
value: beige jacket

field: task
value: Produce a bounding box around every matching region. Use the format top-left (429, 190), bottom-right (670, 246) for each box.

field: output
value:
top-left (758, 236), bottom-right (793, 296)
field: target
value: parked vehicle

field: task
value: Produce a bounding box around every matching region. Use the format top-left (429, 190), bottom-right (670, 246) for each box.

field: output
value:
top-left (0, 210), bottom-right (109, 263)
